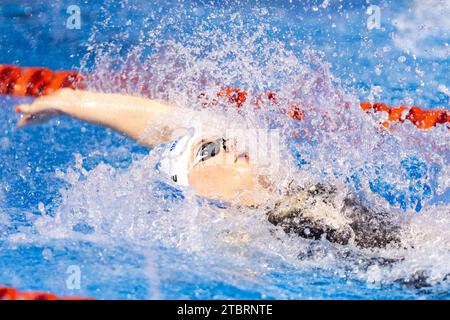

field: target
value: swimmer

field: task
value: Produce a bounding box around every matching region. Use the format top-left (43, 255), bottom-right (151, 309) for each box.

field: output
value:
top-left (15, 88), bottom-right (400, 248)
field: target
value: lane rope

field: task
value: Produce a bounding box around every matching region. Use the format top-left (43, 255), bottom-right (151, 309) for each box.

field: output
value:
top-left (1, 64), bottom-right (448, 130)
top-left (0, 64), bottom-right (83, 96)
top-left (0, 286), bottom-right (91, 300)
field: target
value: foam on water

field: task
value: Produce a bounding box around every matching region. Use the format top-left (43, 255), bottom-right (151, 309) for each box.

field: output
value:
top-left (2, 1), bottom-right (449, 298)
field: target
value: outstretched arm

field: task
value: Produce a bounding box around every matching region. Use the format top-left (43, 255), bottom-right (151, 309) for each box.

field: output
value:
top-left (16, 89), bottom-right (179, 148)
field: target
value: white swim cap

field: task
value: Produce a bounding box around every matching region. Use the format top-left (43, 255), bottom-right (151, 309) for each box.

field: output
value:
top-left (159, 127), bottom-right (202, 186)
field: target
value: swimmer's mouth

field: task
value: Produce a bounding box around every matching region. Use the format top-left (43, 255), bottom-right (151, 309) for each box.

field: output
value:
top-left (235, 152), bottom-right (249, 163)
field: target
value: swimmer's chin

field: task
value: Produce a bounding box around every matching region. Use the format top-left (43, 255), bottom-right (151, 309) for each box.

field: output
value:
top-left (189, 183), bottom-right (274, 207)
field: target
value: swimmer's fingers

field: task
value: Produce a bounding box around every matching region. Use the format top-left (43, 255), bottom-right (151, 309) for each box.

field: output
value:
top-left (16, 109), bottom-right (62, 127)
top-left (15, 89), bottom-right (76, 114)
top-left (15, 103), bottom-right (43, 115)
top-left (15, 91), bottom-right (71, 127)
top-left (15, 95), bottom-right (58, 114)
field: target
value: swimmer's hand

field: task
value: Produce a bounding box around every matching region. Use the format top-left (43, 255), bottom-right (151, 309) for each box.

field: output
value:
top-left (15, 88), bottom-right (76, 127)
top-left (16, 109), bottom-right (62, 127)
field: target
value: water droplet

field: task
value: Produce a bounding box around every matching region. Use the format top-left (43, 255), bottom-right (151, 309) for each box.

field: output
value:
top-left (38, 202), bottom-right (46, 214)
top-left (42, 248), bottom-right (53, 260)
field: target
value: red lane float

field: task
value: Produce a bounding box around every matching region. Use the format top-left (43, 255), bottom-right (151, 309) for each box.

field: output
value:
top-left (360, 102), bottom-right (449, 130)
top-left (0, 64), bottom-right (83, 96)
top-left (0, 64), bottom-right (448, 130)
top-left (217, 87), bottom-right (449, 130)
top-left (0, 286), bottom-right (91, 300)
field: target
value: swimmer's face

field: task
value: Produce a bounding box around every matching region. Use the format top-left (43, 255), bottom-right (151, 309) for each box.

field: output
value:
top-left (188, 137), bottom-right (272, 206)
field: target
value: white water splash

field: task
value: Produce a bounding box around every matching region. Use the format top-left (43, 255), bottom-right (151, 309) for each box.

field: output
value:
top-left (7, 1), bottom-right (449, 297)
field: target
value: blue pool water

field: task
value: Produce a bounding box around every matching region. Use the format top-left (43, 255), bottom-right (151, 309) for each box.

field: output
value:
top-left (0, 0), bottom-right (449, 299)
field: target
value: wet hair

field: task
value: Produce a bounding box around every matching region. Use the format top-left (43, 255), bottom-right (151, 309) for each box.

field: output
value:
top-left (266, 183), bottom-right (400, 249)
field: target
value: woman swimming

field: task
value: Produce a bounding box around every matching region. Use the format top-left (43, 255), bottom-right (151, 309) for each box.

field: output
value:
top-left (15, 88), bottom-right (402, 248)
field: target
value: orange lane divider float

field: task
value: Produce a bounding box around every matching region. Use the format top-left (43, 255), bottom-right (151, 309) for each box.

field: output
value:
top-left (216, 87), bottom-right (449, 130)
top-left (360, 102), bottom-right (449, 130)
top-left (0, 286), bottom-right (91, 300)
top-left (1, 64), bottom-right (449, 130)
top-left (0, 64), bottom-right (84, 96)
